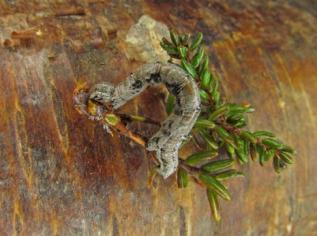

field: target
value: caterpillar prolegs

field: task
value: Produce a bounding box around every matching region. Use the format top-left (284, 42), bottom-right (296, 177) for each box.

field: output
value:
top-left (88, 62), bottom-right (201, 178)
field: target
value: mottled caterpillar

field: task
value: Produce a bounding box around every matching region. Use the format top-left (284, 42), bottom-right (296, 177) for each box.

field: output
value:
top-left (88, 62), bottom-right (201, 178)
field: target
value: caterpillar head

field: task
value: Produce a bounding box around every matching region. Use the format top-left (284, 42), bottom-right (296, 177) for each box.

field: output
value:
top-left (73, 83), bottom-right (106, 121)
top-left (89, 83), bottom-right (114, 105)
top-left (89, 82), bottom-right (115, 108)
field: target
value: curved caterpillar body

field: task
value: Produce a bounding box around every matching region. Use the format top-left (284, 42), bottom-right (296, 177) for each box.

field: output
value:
top-left (89, 62), bottom-right (201, 178)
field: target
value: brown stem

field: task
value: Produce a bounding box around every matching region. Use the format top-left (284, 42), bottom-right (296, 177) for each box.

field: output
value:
top-left (117, 113), bottom-right (161, 127)
top-left (216, 119), bottom-right (241, 135)
top-left (179, 159), bottom-right (200, 177)
top-left (192, 132), bottom-right (204, 149)
top-left (112, 121), bottom-right (146, 147)
top-left (179, 160), bottom-right (203, 185)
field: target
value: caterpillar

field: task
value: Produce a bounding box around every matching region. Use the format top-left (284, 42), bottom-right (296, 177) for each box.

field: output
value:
top-left (88, 62), bottom-right (201, 178)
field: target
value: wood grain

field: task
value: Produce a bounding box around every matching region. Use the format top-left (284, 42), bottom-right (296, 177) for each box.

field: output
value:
top-left (0, 1), bottom-right (316, 235)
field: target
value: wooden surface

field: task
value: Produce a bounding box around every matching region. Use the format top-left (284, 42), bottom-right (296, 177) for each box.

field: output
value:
top-left (0, 1), bottom-right (316, 235)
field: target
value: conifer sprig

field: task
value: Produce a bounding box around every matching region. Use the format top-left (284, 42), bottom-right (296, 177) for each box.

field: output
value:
top-left (160, 30), bottom-right (295, 221)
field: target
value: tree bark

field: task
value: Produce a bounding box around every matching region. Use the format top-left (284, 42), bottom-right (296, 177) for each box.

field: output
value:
top-left (0, 1), bottom-right (316, 235)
